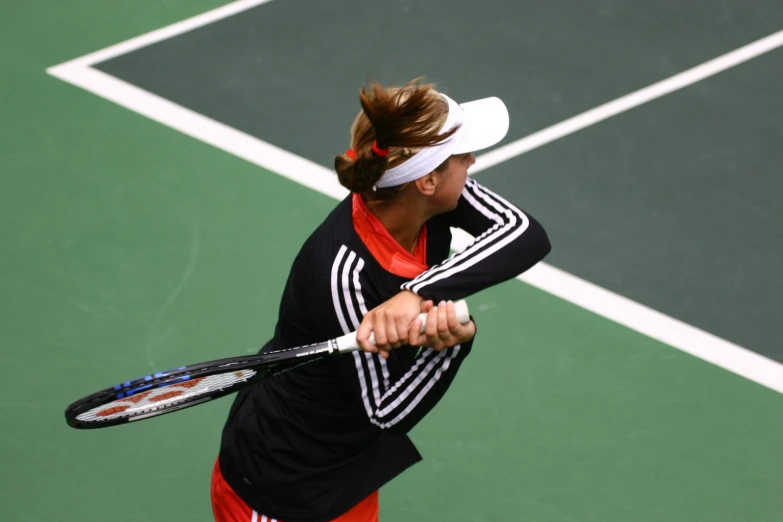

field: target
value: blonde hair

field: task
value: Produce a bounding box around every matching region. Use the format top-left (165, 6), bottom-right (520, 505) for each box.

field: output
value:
top-left (334, 78), bottom-right (458, 199)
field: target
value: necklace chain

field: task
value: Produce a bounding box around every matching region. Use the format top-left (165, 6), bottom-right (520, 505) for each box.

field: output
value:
top-left (409, 231), bottom-right (419, 255)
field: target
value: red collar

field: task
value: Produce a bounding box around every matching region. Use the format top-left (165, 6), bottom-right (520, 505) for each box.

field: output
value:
top-left (351, 193), bottom-right (428, 278)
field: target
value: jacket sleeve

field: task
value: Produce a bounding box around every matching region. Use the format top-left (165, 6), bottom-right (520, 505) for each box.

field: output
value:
top-left (401, 177), bottom-right (551, 301)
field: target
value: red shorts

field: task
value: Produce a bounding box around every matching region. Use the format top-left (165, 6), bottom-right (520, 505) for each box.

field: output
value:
top-left (210, 458), bottom-right (379, 522)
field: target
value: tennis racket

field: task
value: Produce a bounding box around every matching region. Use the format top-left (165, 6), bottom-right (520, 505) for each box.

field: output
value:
top-left (64, 300), bottom-right (471, 429)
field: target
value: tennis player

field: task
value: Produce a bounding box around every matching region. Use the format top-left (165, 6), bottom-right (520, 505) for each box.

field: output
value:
top-left (211, 78), bottom-right (551, 522)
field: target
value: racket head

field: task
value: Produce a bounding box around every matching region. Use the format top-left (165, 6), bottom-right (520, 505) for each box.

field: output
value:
top-left (64, 340), bottom-right (336, 429)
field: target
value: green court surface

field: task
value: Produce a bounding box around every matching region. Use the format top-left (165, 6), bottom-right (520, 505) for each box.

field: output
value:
top-left (2, 1), bottom-right (782, 521)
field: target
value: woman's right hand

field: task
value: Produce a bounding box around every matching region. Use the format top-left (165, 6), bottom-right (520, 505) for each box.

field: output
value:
top-left (407, 300), bottom-right (475, 351)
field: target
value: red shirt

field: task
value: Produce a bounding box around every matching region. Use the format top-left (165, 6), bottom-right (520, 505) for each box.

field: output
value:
top-left (351, 193), bottom-right (428, 278)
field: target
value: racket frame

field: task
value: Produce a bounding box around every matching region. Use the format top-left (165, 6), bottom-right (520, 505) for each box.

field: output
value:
top-left (64, 299), bottom-right (470, 429)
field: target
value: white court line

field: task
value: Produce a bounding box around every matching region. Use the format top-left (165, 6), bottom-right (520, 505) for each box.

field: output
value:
top-left (54, 0), bottom-right (275, 69)
top-left (45, 0), bottom-right (783, 395)
top-left (471, 28), bottom-right (783, 173)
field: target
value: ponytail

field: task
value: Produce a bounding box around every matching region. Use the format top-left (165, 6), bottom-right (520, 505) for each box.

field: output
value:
top-left (335, 78), bottom-right (457, 196)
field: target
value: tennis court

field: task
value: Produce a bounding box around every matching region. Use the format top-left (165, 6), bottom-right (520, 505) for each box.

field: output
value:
top-left (2, 0), bottom-right (782, 520)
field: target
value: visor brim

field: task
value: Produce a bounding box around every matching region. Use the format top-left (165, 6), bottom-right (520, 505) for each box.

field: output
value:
top-left (452, 97), bottom-right (510, 154)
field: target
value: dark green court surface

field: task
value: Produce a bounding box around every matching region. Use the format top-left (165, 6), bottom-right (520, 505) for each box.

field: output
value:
top-left (479, 47), bottom-right (783, 362)
top-left (95, 0), bottom-right (783, 361)
top-left (2, 1), bottom-right (782, 521)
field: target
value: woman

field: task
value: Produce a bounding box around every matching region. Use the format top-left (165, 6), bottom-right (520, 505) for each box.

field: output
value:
top-left (211, 78), bottom-right (551, 522)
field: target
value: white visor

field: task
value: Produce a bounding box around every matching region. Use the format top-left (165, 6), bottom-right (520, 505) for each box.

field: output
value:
top-left (375, 94), bottom-right (509, 189)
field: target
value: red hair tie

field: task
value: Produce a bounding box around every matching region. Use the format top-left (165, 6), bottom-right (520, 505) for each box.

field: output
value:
top-left (345, 149), bottom-right (357, 160)
top-left (372, 141), bottom-right (390, 157)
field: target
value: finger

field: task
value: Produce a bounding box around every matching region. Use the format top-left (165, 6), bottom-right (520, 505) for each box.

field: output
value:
top-left (384, 314), bottom-right (401, 346)
top-left (409, 334), bottom-right (427, 348)
top-left (425, 306), bottom-right (445, 350)
top-left (446, 300), bottom-right (460, 331)
top-left (373, 312), bottom-right (388, 349)
top-left (409, 321), bottom-right (428, 347)
top-left (356, 317), bottom-right (377, 353)
top-left (408, 317), bottom-right (423, 346)
top-left (394, 314), bottom-right (412, 345)
top-left (425, 305), bottom-right (439, 339)
top-left (437, 301), bottom-right (449, 336)
top-left (420, 300), bottom-right (434, 314)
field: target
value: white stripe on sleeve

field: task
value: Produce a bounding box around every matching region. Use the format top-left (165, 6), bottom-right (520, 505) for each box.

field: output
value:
top-left (403, 178), bottom-right (529, 294)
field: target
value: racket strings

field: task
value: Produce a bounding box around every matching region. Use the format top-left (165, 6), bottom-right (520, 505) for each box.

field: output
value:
top-left (76, 369), bottom-right (257, 423)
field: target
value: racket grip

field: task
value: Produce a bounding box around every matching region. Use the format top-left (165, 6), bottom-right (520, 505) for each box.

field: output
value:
top-left (366, 299), bottom-right (470, 346)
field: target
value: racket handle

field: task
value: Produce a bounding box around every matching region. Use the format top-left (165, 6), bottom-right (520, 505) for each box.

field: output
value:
top-left (334, 300), bottom-right (471, 352)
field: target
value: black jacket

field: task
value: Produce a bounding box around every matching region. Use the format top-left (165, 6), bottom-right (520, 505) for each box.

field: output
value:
top-left (218, 178), bottom-right (551, 521)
